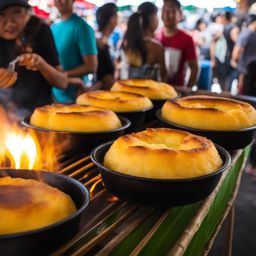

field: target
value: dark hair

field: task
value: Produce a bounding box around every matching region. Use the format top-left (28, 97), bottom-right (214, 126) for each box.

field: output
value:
top-left (247, 14), bottom-right (256, 25)
top-left (96, 3), bottom-right (117, 31)
top-left (138, 2), bottom-right (157, 31)
top-left (221, 11), bottom-right (232, 21)
top-left (163, 0), bottom-right (181, 11)
top-left (194, 18), bottom-right (205, 30)
top-left (122, 12), bottom-right (146, 64)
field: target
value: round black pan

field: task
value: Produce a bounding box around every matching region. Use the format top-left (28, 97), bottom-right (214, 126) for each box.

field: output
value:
top-left (0, 169), bottom-right (89, 256)
top-left (91, 141), bottom-right (231, 208)
top-left (156, 110), bottom-right (256, 150)
top-left (21, 115), bottom-right (130, 155)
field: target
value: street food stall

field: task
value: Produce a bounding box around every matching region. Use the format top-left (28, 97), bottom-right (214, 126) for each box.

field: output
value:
top-left (0, 87), bottom-right (255, 256)
top-left (52, 145), bottom-right (249, 256)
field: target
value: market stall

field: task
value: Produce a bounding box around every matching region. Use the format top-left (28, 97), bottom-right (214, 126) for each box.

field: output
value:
top-left (0, 88), bottom-right (254, 256)
top-left (52, 142), bottom-right (250, 256)
top-left (48, 89), bottom-right (254, 256)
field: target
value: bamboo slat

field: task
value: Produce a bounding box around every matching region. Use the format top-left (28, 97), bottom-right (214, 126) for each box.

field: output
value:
top-left (130, 210), bottom-right (171, 256)
top-left (95, 208), bottom-right (155, 256)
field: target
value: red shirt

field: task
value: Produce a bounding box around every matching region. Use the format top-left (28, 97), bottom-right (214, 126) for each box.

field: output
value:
top-left (157, 29), bottom-right (197, 86)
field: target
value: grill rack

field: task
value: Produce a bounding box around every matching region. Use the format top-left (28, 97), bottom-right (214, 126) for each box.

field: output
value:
top-left (55, 154), bottom-right (149, 256)
top-left (52, 148), bottom-right (246, 256)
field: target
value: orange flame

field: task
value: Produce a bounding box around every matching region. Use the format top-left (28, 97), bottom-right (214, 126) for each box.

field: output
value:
top-left (89, 176), bottom-right (102, 198)
top-left (107, 195), bottom-right (119, 203)
top-left (4, 130), bottom-right (41, 169)
top-left (0, 107), bottom-right (65, 171)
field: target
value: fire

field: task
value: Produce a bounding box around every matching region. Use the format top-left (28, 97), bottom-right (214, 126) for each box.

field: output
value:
top-left (89, 176), bottom-right (102, 198)
top-left (108, 195), bottom-right (119, 203)
top-left (4, 130), bottom-right (41, 170)
top-left (0, 106), bottom-right (64, 171)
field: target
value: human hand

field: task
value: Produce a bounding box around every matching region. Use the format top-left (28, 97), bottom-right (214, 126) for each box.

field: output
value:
top-left (19, 53), bottom-right (44, 71)
top-left (0, 68), bottom-right (17, 88)
top-left (68, 77), bottom-right (86, 96)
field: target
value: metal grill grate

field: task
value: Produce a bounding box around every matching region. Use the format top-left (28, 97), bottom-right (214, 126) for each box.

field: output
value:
top-left (53, 154), bottom-right (174, 256)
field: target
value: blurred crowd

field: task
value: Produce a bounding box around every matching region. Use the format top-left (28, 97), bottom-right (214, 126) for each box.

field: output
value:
top-left (1, 0), bottom-right (256, 112)
top-left (0, 0), bottom-right (256, 173)
top-left (44, 0), bottom-right (256, 97)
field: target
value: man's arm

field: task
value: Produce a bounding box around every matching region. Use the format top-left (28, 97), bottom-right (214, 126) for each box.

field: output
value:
top-left (186, 60), bottom-right (199, 88)
top-left (231, 45), bottom-right (243, 68)
top-left (66, 55), bottom-right (98, 77)
top-left (210, 32), bottom-right (221, 69)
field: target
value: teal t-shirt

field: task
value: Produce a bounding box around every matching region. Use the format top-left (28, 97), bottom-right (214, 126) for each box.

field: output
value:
top-left (51, 14), bottom-right (97, 103)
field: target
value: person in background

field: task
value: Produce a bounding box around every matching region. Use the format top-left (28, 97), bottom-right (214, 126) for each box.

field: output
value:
top-left (191, 18), bottom-right (209, 60)
top-left (51, 0), bottom-right (97, 103)
top-left (95, 3), bottom-right (118, 89)
top-left (0, 0), bottom-right (67, 120)
top-left (231, 14), bottom-right (256, 96)
top-left (120, 2), bottom-right (167, 81)
top-left (210, 11), bottom-right (239, 92)
top-left (157, 0), bottom-right (198, 87)
top-left (231, 14), bottom-right (256, 177)
top-left (206, 13), bottom-right (223, 41)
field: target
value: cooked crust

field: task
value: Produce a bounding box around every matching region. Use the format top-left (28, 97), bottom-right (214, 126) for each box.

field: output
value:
top-left (0, 176), bottom-right (76, 234)
top-left (104, 128), bottom-right (223, 179)
top-left (30, 104), bottom-right (122, 132)
top-left (111, 79), bottom-right (178, 100)
top-left (161, 95), bottom-right (256, 130)
top-left (76, 90), bottom-right (152, 112)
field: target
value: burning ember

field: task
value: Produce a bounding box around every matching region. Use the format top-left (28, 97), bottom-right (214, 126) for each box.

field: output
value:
top-left (0, 107), bottom-right (63, 171)
top-left (108, 195), bottom-right (119, 203)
